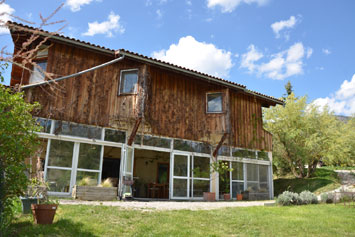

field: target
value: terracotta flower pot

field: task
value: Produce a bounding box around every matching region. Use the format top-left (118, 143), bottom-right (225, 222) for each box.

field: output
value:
top-left (31, 204), bottom-right (58, 224)
top-left (223, 193), bottom-right (231, 200)
top-left (237, 194), bottom-right (243, 201)
top-left (203, 192), bottom-right (216, 202)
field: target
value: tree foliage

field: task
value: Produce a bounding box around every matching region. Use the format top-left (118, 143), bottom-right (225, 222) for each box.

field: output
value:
top-left (0, 68), bottom-right (40, 232)
top-left (264, 93), bottom-right (354, 178)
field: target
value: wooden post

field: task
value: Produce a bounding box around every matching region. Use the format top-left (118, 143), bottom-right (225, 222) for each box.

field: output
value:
top-left (212, 132), bottom-right (228, 161)
top-left (127, 117), bottom-right (142, 146)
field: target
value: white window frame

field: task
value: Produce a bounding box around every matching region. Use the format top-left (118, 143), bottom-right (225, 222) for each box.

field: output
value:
top-left (118, 68), bottom-right (139, 95)
top-left (206, 92), bottom-right (223, 114)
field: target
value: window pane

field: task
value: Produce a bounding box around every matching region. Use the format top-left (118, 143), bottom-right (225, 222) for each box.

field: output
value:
top-left (46, 168), bottom-right (71, 193)
top-left (173, 179), bottom-right (187, 197)
top-left (259, 165), bottom-right (268, 183)
top-left (105, 129), bottom-right (125, 143)
top-left (36, 117), bottom-right (51, 133)
top-left (174, 139), bottom-right (210, 154)
top-left (247, 182), bottom-right (259, 192)
top-left (192, 156), bottom-right (210, 178)
top-left (259, 182), bottom-right (269, 193)
top-left (217, 146), bottom-right (230, 156)
top-left (125, 147), bottom-right (134, 173)
top-left (247, 163), bottom-right (258, 182)
top-left (78, 143), bottom-right (101, 170)
top-left (76, 171), bottom-right (99, 186)
top-left (258, 151), bottom-right (269, 161)
top-left (232, 182), bottom-right (244, 197)
top-left (48, 140), bottom-right (74, 167)
top-left (54, 121), bottom-right (102, 139)
top-left (207, 93), bottom-right (222, 112)
top-left (231, 162), bottom-right (243, 180)
top-left (143, 135), bottom-right (171, 148)
top-left (174, 155), bottom-right (188, 177)
top-left (29, 61), bottom-right (47, 84)
top-left (120, 70), bottom-right (138, 94)
top-left (193, 180), bottom-right (210, 197)
top-left (232, 148), bottom-right (256, 159)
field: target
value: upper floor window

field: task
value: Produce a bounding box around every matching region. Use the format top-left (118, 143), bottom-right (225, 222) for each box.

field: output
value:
top-left (29, 60), bottom-right (47, 84)
top-left (119, 69), bottom-right (138, 94)
top-left (29, 46), bottom-right (48, 84)
top-left (207, 92), bottom-right (223, 113)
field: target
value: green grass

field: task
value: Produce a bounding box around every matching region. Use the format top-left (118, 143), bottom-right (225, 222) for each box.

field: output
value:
top-left (9, 204), bottom-right (355, 236)
top-left (274, 168), bottom-right (341, 196)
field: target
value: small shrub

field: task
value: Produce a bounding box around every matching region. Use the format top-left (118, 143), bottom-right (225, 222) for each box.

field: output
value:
top-left (277, 191), bottom-right (301, 206)
top-left (299, 191), bottom-right (318, 204)
top-left (99, 178), bottom-right (113, 188)
top-left (320, 193), bottom-right (334, 204)
top-left (78, 177), bottom-right (96, 186)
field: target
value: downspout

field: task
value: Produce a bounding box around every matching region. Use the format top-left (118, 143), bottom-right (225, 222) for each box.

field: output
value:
top-left (21, 55), bottom-right (125, 89)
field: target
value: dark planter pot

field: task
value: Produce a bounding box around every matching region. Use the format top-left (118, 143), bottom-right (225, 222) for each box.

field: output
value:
top-left (242, 191), bottom-right (249, 200)
top-left (31, 204), bottom-right (58, 224)
top-left (223, 193), bottom-right (231, 201)
top-left (20, 197), bottom-right (39, 214)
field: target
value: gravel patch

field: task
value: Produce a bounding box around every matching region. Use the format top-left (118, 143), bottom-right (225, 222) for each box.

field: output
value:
top-left (59, 199), bottom-right (275, 211)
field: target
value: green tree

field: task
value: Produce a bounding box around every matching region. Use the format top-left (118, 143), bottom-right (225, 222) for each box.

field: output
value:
top-left (0, 65), bottom-right (40, 233)
top-left (284, 81), bottom-right (293, 96)
top-left (264, 93), bottom-right (346, 178)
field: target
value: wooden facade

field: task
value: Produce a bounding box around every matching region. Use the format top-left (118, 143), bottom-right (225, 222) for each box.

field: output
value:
top-left (9, 24), bottom-right (281, 152)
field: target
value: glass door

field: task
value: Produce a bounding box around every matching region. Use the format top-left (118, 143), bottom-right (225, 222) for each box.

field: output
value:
top-left (171, 153), bottom-right (190, 199)
top-left (118, 145), bottom-right (134, 197)
top-left (45, 140), bottom-right (75, 195)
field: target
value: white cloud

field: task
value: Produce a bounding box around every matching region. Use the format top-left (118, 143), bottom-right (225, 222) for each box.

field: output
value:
top-left (0, 2), bottom-right (15, 34)
top-left (322, 48), bottom-right (331, 55)
top-left (241, 42), bottom-right (311, 80)
top-left (156, 9), bottom-right (163, 19)
top-left (207, 0), bottom-right (268, 13)
top-left (82, 12), bottom-right (125, 37)
top-left (240, 44), bottom-right (263, 72)
top-left (313, 74), bottom-right (355, 116)
top-left (186, 0), bottom-right (192, 5)
top-left (306, 48), bottom-right (313, 58)
top-left (152, 36), bottom-right (233, 78)
top-left (66, 0), bottom-right (96, 12)
top-left (271, 16), bottom-right (298, 39)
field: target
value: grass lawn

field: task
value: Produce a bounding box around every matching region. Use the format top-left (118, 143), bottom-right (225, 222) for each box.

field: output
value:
top-left (274, 167), bottom-right (342, 196)
top-left (9, 204), bottom-right (355, 236)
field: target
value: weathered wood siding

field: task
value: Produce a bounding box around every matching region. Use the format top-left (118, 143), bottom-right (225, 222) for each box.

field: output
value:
top-left (146, 66), bottom-right (228, 144)
top-left (230, 92), bottom-right (272, 151)
top-left (24, 42), bottom-right (144, 129)
top-left (13, 40), bottom-right (273, 151)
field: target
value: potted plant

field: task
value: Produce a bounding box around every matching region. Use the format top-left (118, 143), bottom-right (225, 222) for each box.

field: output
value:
top-left (30, 178), bottom-right (59, 225)
top-left (204, 161), bottom-right (233, 201)
top-left (236, 191), bottom-right (243, 201)
top-left (20, 178), bottom-right (42, 214)
top-left (223, 186), bottom-right (231, 201)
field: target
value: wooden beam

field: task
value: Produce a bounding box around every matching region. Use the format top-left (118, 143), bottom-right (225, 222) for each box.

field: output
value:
top-left (212, 132), bottom-right (228, 160)
top-left (127, 117), bottom-right (142, 146)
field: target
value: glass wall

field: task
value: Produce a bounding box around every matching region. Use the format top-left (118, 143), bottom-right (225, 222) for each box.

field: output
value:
top-left (231, 162), bottom-right (244, 198)
top-left (46, 140), bottom-right (74, 193)
top-left (191, 156), bottom-right (210, 198)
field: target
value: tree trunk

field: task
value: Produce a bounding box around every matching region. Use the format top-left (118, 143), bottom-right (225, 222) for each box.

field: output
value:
top-left (306, 160), bottom-right (319, 178)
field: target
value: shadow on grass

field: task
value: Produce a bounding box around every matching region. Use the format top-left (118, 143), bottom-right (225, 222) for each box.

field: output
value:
top-left (10, 218), bottom-right (97, 237)
top-left (274, 168), bottom-right (340, 196)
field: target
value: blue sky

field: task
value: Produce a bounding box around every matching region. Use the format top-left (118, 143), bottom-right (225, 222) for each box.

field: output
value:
top-left (1, 0), bottom-right (355, 115)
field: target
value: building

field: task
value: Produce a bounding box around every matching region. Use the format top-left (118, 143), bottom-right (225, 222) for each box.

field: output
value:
top-left (8, 22), bottom-right (283, 200)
